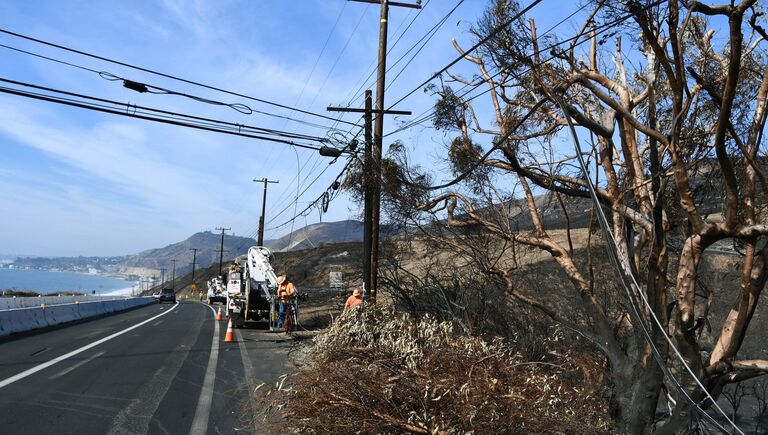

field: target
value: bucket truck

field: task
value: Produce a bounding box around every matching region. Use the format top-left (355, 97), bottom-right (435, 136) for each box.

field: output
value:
top-left (225, 246), bottom-right (298, 331)
top-left (206, 276), bottom-right (226, 305)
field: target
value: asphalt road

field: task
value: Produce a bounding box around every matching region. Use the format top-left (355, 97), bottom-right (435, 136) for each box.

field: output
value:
top-left (0, 301), bottom-right (294, 434)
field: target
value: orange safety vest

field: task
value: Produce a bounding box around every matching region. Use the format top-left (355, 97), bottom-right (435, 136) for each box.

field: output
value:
top-left (344, 295), bottom-right (363, 309)
top-left (277, 282), bottom-right (296, 301)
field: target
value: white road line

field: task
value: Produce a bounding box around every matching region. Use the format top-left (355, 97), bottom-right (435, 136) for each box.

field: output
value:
top-left (49, 350), bottom-right (106, 380)
top-left (190, 303), bottom-right (220, 435)
top-left (0, 303), bottom-right (179, 389)
top-left (235, 328), bottom-right (259, 433)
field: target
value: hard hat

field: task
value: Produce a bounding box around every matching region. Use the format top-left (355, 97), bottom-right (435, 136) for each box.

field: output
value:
top-left (352, 288), bottom-right (361, 297)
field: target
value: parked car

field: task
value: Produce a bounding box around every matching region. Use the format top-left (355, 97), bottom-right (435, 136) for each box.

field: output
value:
top-left (159, 288), bottom-right (176, 304)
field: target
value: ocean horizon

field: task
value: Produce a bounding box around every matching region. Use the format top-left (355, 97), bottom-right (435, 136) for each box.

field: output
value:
top-left (0, 267), bottom-right (135, 294)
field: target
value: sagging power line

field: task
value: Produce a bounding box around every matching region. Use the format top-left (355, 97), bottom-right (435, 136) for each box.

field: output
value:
top-left (0, 79), bottom-right (338, 153)
top-left (0, 27), bottom-right (360, 127)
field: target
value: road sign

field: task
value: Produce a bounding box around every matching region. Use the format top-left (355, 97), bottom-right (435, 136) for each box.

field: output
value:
top-left (329, 271), bottom-right (342, 291)
top-left (191, 284), bottom-right (197, 291)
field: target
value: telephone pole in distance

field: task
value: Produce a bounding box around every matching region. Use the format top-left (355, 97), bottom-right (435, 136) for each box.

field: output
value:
top-left (215, 227), bottom-right (231, 277)
top-left (171, 259), bottom-right (177, 290)
top-left (253, 178), bottom-right (279, 246)
top-left (190, 248), bottom-right (198, 291)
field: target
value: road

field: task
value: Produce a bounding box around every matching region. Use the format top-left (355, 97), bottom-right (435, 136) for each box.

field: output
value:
top-left (0, 301), bottom-right (295, 434)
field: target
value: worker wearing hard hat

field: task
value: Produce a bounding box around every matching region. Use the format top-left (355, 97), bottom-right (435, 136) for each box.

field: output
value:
top-left (344, 288), bottom-right (364, 309)
top-left (276, 273), bottom-right (296, 328)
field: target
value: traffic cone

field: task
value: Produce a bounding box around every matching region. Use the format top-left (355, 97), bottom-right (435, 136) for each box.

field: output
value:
top-left (224, 319), bottom-right (235, 342)
top-left (216, 307), bottom-right (222, 321)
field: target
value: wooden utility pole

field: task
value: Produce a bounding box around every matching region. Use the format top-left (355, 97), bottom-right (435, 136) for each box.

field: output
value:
top-left (328, 94), bottom-right (410, 298)
top-left (345, 0), bottom-right (420, 303)
top-left (253, 178), bottom-right (279, 246)
top-left (171, 259), bottom-right (177, 290)
top-left (363, 90), bottom-right (373, 295)
top-left (215, 227), bottom-right (230, 277)
top-left (160, 268), bottom-right (166, 286)
top-left (190, 248), bottom-right (198, 290)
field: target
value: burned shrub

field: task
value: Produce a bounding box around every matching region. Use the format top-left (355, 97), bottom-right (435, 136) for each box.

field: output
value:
top-left (257, 306), bottom-right (610, 434)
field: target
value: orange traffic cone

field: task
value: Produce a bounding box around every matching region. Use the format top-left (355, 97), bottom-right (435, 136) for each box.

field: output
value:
top-left (224, 319), bottom-right (235, 342)
top-left (216, 307), bottom-right (222, 321)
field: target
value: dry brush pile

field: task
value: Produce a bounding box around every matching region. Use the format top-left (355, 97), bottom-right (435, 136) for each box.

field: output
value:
top-left (257, 305), bottom-right (611, 434)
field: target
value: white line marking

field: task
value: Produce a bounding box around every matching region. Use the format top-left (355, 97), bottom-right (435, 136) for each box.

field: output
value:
top-left (235, 328), bottom-right (259, 432)
top-left (49, 351), bottom-right (105, 379)
top-left (0, 303), bottom-right (179, 389)
top-left (190, 303), bottom-right (220, 435)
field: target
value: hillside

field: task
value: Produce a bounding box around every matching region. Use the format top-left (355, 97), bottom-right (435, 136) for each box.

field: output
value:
top-left (121, 231), bottom-right (256, 272)
top-left (267, 220), bottom-right (365, 252)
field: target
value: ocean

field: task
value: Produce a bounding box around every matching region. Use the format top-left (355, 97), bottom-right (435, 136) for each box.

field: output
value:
top-left (0, 268), bottom-right (135, 294)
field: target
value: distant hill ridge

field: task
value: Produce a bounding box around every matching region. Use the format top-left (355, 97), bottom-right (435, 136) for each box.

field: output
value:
top-left (122, 231), bottom-right (258, 271)
top-left (6, 221), bottom-right (368, 276)
top-left (267, 220), bottom-right (365, 252)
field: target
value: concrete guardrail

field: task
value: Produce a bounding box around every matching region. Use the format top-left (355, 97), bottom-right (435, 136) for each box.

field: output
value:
top-left (0, 297), bottom-right (155, 337)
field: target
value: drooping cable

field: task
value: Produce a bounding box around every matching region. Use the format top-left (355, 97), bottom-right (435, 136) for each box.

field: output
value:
top-left (553, 95), bottom-right (742, 434)
top-left (0, 84), bottom-right (327, 152)
top-left (266, 157), bottom-right (353, 232)
top-left (0, 42), bottom-right (343, 131)
top-left (0, 27), bottom-right (360, 127)
top-left (0, 77), bottom-right (331, 143)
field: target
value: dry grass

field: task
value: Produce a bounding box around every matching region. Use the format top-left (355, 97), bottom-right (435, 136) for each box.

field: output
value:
top-left (255, 305), bottom-right (610, 434)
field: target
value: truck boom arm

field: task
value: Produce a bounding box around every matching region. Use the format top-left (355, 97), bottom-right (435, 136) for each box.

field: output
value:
top-left (247, 246), bottom-right (278, 301)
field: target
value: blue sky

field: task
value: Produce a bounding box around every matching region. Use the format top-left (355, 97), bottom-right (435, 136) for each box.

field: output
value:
top-left (0, 0), bottom-right (584, 256)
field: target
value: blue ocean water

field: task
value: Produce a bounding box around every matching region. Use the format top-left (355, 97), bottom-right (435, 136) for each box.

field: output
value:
top-left (0, 268), bottom-right (134, 294)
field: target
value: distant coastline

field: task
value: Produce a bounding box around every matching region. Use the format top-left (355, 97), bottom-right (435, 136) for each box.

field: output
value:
top-left (0, 267), bottom-right (136, 294)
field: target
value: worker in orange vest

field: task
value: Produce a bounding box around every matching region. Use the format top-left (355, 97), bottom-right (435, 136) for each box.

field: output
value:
top-left (344, 288), bottom-right (364, 309)
top-left (276, 273), bottom-right (296, 328)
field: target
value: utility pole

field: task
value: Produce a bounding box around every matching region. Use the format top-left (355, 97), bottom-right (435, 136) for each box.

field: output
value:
top-left (253, 178), bottom-right (279, 246)
top-left (215, 227), bottom-right (230, 277)
top-left (160, 268), bottom-right (166, 286)
top-left (171, 259), bottom-right (177, 290)
top-left (190, 248), bottom-right (198, 291)
top-left (334, 0), bottom-right (419, 303)
top-left (363, 91), bottom-right (373, 296)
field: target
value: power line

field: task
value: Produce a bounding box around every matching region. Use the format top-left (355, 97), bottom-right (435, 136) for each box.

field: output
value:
top-left (297, 4), bottom-right (369, 122)
top-left (343, 0), bottom-right (431, 108)
top-left (266, 120), bottom-right (365, 219)
top-left (262, 4), bottom-right (369, 175)
top-left (0, 41), bottom-right (342, 131)
top-left (287, 2), bottom-right (348, 117)
top-left (383, 0), bottom-right (465, 94)
top-left (266, 157), bottom-right (353, 232)
top-left (324, 0), bottom-right (431, 134)
top-left (385, 0), bottom-right (545, 111)
top-left (265, 157), bottom-right (343, 227)
top-left (0, 77), bottom-right (331, 143)
top-left (0, 82), bottom-right (329, 152)
top-left (555, 94), bottom-right (741, 434)
top-left (233, 158), bottom-right (351, 252)
top-left (382, 0), bottom-right (634, 138)
top-left (0, 27), bottom-right (360, 127)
